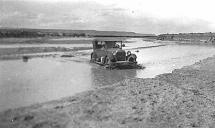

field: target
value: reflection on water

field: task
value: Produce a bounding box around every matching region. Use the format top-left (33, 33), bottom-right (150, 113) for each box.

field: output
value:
top-left (1, 42), bottom-right (215, 112)
top-left (91, 67), bottom-right (137, 87)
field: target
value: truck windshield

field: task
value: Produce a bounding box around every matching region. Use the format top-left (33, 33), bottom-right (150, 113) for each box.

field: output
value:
top-left (95, 41), bottom-right (105, 49)
top-left (106, 41), bottom-right (122, 49)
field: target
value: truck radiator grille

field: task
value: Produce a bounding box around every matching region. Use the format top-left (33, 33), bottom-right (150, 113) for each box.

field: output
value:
top-left (115, 52), bottom-right (126, 61)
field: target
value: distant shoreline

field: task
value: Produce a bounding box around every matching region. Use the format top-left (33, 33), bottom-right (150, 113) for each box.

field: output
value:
top-left (0, 28), bottom-right (156, 38)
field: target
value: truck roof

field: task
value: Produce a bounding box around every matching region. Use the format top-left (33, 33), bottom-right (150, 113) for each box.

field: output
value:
top-left (93, 37), bottom-right (126, 42)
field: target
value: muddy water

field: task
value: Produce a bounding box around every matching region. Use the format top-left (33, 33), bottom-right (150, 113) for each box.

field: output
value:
top-left (1, 42), bottom-right (215, 112)
top-left (134, 44), bottom-right (215, 78)
top-left (0, 43), bottom-right (92, 48)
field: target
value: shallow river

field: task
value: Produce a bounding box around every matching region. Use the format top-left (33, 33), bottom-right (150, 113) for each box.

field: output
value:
top-left (1, 40), bottom-right (215, 112)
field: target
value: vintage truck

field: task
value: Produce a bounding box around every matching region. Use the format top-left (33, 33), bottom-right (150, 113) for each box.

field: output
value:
top-left (90, 38), bottom-right (139, 69)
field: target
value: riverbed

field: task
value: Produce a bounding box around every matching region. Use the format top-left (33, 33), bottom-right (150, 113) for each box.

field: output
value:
top-left (1, 39), bottom-right (215, 112)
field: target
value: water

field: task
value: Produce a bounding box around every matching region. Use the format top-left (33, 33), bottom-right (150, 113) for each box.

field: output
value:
top-left (134, 44), bottom-right (215, 77)
top-left (50, 37), bottom-right (94, 41)
top-left (0, 43), bottom-right (91, 48)
top-left (1, 41), bottom-right (215, 112)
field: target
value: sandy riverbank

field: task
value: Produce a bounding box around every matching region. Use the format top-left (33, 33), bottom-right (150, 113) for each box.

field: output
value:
top-left (1, 54), bottom-right (215, 127)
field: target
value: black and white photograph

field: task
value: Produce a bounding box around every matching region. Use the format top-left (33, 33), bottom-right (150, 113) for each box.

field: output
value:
top-left (1, 0), bottom-right (215, 127)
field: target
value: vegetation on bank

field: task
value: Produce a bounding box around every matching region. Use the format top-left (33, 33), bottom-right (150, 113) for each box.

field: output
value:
top-left (0, 29), bottom-right (86, 38)
top-left (0, 28), bottom-right (156, 38)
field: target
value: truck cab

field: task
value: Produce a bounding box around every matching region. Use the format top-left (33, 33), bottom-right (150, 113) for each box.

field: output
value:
top-left (90, 38), bottom-right (138, 69)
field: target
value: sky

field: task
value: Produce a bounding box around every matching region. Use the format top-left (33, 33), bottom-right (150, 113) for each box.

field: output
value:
top-left (1, 0), bottom-right (215, 34)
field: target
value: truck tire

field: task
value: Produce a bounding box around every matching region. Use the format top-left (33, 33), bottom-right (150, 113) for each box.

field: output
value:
top-left (127, 54), bottom-right (137, 62)
top-left (105, 56), bottom-right (110, 64)
top-left (91, 52), bottom-right (97, 62)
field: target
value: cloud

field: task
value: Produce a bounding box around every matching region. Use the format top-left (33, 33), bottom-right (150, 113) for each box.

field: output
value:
top-left (0, 0), bottom-right (214, 34)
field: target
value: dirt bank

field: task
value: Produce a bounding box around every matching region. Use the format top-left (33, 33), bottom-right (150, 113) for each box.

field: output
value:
top-left (1, 55), bottom-right (215, 127)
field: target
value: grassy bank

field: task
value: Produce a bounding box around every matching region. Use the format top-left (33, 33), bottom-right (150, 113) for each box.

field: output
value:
top-left (1, 54), bottom-right (215, 127)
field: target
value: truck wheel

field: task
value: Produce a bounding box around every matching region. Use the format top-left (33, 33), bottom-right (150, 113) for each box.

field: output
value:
top-left (91, 53), bottom-right (97, 62)
top-left (101, 56), bottom-right (106, 64)
top-left (105, 56), bottom-right (109, 64)
top-left (127, 54), bottom-right (137, 62)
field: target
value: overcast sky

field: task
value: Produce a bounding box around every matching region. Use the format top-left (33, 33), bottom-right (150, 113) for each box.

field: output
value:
top-left (1, 0), bottom-right (215, 34)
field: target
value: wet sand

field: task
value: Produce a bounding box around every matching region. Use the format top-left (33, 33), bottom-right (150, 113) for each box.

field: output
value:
top-left (1, 54), bottom-right (215, 127)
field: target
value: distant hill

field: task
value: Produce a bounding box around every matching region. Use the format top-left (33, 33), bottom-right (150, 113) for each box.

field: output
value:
top-left (0, 28), bottom-right (156, 38)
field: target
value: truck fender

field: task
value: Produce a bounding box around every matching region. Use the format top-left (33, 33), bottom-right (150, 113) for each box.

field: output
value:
top-left (127, 54), bottom-right (137, 62)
